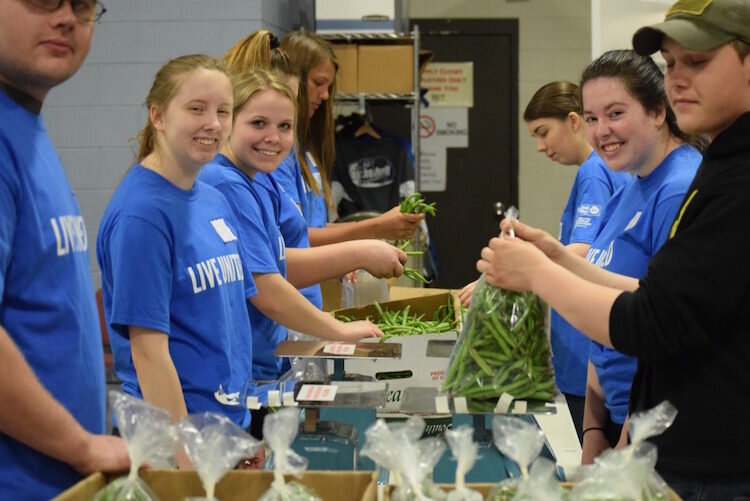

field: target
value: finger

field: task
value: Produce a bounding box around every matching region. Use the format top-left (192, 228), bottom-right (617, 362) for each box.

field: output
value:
top-left (476, 258), bottom-right (489, 274)
top-left (397, 249), bottom-right (408, 264)
top-left (487, 236), bottom-right (504, 250)
top-left (394, 261), bottom-right (405, 277)
top-left (480, 245), bottom-right (495, 261)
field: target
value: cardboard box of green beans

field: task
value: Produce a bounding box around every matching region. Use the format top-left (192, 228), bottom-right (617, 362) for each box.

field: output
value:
top-left (442, 275), bottom-right (558, 414)
top-left (333, 293), bottom-right (461, 412)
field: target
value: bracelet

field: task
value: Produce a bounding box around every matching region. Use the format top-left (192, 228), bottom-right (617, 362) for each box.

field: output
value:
top-left (582, 426), bottom-right (606, 436)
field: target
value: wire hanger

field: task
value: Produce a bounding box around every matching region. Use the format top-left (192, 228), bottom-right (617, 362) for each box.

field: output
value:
top-left (353, 94), bottom-right (381, 140)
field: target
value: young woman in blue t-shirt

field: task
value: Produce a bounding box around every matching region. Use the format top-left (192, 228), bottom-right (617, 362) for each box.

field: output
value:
top-left (98, 55), bottom-right (260, 466)
top-left (478, 51), bottom-right (704, 464)
top-left (528, 82), bottom-right (630, 441)
top-left (199, 70), bottom-right (408, 385)
top-left (461, 82), bottom-right (628, 442)
top-left (277, 31), bottom-right (425, 244)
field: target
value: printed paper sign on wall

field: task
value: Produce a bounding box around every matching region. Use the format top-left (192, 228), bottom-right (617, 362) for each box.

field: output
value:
top-left (422, 62), bottom-right (474, 108)
top-left (419, 108), bottom-right (469, 192)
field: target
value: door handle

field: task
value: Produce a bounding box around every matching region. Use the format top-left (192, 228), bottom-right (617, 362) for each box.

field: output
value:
top-left (494, 202), bottom-right (504, 220)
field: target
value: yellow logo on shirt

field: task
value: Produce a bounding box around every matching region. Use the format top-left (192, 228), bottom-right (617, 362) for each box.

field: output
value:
top-left (669, 189), bottom-right (698, 239)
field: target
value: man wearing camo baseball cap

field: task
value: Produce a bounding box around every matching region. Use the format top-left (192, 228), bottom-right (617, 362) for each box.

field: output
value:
top-left (633, 0), bottom-right (750, 54)
top-left (606, 1), bottom-right (750, 499)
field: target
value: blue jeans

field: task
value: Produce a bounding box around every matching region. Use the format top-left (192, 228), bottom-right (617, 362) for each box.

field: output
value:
top-left (661, 472), bottom-right (750, 501)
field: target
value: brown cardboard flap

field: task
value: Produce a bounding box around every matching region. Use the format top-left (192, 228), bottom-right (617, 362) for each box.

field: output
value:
top-left (333, 292), bottom-right (460, 328)
top-left (57, 470), bottom-right (378, 501)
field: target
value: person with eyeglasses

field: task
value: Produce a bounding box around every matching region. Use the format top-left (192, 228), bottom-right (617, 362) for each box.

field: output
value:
top-left (0, 0), bottom-right (128, 498)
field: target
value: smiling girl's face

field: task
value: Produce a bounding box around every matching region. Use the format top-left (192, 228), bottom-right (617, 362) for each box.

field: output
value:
top-left (152, 68), bottom-right (233, 172)
top-left (229, 88), bottom-right (295, 177)
top-left (582, 76), bottom-right (666, 175)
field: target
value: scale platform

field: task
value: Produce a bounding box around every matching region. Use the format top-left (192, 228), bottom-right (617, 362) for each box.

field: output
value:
top-left (274, 340), bottom-right (402, 360)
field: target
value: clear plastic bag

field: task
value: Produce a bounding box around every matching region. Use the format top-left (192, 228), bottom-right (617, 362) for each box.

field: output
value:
top-left (572, 401), bottom-right (677, 500)
top-left (442, 212), bottom-right (556, 412)
top-left (341, 270), bottom-right (390, 308)
top-left (259, 407), bottom-right (320, 501)
top-left (444, 426), bottom-right (482, 501)
top-left (487, 416), bottom-right (567, 501)
top-left (94, 391), bottom-right (177, 501)
top-left (361, 416), bottom-right (447, 501)
top-left (176, 412), bottom-right (261, 500)
top-left (492, 416), bottom-right (544, 480)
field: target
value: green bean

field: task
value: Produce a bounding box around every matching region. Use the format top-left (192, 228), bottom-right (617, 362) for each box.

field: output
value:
top-left (469, 348), bottom-right (494, 376)
top-left (403, 266), bottom-right (431, 284)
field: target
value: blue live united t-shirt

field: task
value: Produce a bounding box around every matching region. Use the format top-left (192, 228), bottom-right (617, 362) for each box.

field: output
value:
top-left (200, 155), bottom-right (289, 381)
top-left (0, 88), bottom-right (105, 499)
top-left (97, 165), bottom-right (253, 428)
top-left (552, 151), bottom-right (629, 396)
top-left (271, 148), bottom-right (325, 310)
top-left (586, 145), bottom-right (701, 424)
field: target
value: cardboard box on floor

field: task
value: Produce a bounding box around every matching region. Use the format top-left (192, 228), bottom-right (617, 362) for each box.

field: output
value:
top-left (332, 292), bottom-right (460, 411)
top-left (54, 470), bottom-right (378, 501)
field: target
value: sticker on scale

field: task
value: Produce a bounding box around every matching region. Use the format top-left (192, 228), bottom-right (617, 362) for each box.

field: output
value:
top-left (323, 343), bottom-right (356, 355)
top-left (434, 395), bottom-right (450, 414)
top-left (297, 384), bottom-right (338, 402)
top-left (282, 391), bottom-right (298, 407)
top-left (210, 218), bottom-right (238, 242)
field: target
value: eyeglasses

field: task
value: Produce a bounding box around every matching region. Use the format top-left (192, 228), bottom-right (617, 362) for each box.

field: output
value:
top-left (26, 0), bottom-right (107, 23)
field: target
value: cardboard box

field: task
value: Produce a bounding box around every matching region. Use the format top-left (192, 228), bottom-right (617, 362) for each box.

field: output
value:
top-left (320, 278), bottom-right (343, 312)
top-left (55, 470), bottom-right (378, 501)
top-left (385, 482), bottom-right (682, 500)
top-left (332, 44), bottom-right (358, 93)
top-left (358, 45), bottom-right (414, 93)
top-left (388, 286), bottom-right (452, 301)
top-left (333, 293), bottom-right (459, 411)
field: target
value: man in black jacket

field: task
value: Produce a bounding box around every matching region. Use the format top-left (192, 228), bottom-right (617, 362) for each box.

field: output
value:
top-left (477, 0), bottom-right (750, 497)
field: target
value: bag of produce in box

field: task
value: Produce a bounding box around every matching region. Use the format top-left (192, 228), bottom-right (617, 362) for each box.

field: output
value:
top-left (259, 407), bottom-right (320, 501)
top-left (487, 416), bottom-right (568, 501)
top-left (177, 412), bottom-right (261, 500)
top-left (444, 426), bottom-right (482, 501)
top-left (361, 416), bottom-right (447, 501)
top-left (572, 401), bottom-right (677, 500)
top-left (94, 391), bottom-right (177, 501)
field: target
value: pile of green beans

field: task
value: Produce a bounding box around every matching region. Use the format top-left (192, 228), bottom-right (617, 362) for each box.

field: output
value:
top-left (337, 299), bottom-right (457, 342)
top-left (442, 277), bottom-right (556, 406)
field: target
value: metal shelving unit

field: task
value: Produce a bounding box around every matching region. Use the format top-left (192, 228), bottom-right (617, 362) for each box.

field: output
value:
top-left (321, 26), bottom-right (421, 191)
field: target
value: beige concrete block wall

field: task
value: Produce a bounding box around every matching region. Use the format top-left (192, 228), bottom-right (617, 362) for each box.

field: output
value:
top-left (409, 0), bottom-right (593, 236)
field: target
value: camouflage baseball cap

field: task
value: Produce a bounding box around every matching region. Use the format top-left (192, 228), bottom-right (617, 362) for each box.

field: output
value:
top-left (633, 0), bottom-right (750, 55)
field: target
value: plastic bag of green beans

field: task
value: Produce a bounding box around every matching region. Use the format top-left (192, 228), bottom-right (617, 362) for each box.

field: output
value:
top-left (442, 274), bottom-right (557, 412)
top-left (94, 391), bottom-right (177, 501)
